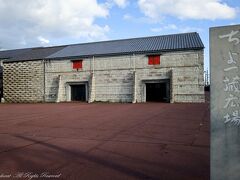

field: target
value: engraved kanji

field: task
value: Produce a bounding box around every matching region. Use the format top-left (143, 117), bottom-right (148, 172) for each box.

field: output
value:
top-left (219, 30), bottom-right (240, 45)
top-left (224, 94), bottom-right (239, 108)
top-left (223, 51), bottom-right (238, 71)
top-left (224, 113), bottom-right (231, 123)
top-left (223, 76), bottom-right (240, 92)
top-left (224, 110), bottom-right (240, 126)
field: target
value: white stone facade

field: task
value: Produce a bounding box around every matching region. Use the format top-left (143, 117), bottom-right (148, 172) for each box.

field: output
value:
top-left (3, 50), bottom-right (204, 103)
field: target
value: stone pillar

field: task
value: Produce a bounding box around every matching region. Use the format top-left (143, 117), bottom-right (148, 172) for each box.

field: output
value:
top-left (132, 71), bottom-right (137, 103)
top-left (210, 24), bottom-right (240, 180)
top-left (170, 69), bottom-right (174, 103)
top-left (56, 75), bottom-right (62, 103)
top-left (89, 56), bottom-right (96, 103)
top-left (88, 73), bottom-right (95, 103)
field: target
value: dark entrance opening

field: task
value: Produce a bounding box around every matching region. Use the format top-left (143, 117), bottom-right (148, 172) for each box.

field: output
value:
top-left (71, 84), bottom-right (86, 101)
top-left (146, 81), bottom-right (170, 102)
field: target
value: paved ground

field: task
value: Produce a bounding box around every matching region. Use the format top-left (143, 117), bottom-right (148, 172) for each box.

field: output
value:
top-left (0, 101), bottom-right (209, 180)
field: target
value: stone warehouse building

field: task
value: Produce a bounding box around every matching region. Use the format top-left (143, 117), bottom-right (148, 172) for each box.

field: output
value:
top-left (0, 64), bottom-right (2, 100)
top-left (0, 32), bottom-right (205, 103)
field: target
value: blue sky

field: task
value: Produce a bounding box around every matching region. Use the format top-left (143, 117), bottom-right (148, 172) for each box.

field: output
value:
top-left (0, 0), bottom-right (239, 71)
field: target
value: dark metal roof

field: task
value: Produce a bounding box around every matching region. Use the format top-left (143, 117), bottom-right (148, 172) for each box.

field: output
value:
top-left (0, 32), bottom-right (204, 62)
top-left (3, 46), bottom-right (66, 62)
top-left (48, 32), bottom-right (204, 59)
top-left (0, 48), bottom-right (32, 60)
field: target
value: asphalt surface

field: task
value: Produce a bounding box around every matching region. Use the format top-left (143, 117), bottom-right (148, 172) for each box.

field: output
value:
top-left (0, 101), bottom-right (209, 180)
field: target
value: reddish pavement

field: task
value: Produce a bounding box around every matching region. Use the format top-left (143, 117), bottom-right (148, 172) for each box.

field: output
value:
top-left (0, 102), bottom-right (209, 180)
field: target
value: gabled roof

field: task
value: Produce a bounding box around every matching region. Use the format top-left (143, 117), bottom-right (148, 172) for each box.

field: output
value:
top-left (5, 46), bottom-right (67, 62)
top-left (0, 48), bottom-right (32, 60)
top-left (48, 32), bottom-right (204, 59)
top-left (1, 32), bottom-right (204, 62)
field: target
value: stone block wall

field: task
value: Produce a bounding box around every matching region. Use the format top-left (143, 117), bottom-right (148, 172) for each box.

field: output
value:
top-left (0, 64), bottom-right (3, 99)
top-left (45, 50), bottom-right (204, 103)
top-left (172, 67), bottom-right (204, 102)
top-left (2, 49), bottom-right (204, 103)
top-left (89, 56), bottom-right (134, 102)
top-left (94, 70), bottom-right (133, 102)
top-left (171, 51), bottom-right (205, 102)
top-left (45, 56), bottom-right (134, 102)
top-left (135, 50), bottom-right (204, 102)
top-left (45, 60), bottom-right (91, 102)
top-left (3, 61), bottom-right (44, 103)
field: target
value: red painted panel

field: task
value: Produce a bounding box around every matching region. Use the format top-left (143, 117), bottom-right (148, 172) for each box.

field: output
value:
top-left (148, 55), bottom-right (160, 65)
top-left (148, 56), bottom-right (154, 65)
top-left (154, 56), bottom-right (160, 65)
top-left (73, 60), bottom-right (82, 69)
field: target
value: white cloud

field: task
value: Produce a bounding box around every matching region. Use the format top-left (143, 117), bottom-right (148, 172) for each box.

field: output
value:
top-left (38, 36), bottom-right (50, 45)
top-left (113, 0), bottom-right (128, 8)
top-left (151, 24), bottom-right (177, 32)
top-left (151, 24), bottom-right (203, 34)
top-left (106, 0), bottom-right (128, 8)
top-left (178, 26), bottom-right (203, 33)
top-left (123, 13), bottom-right (158, 24)
top-left (138, 0), bottom-right (237, 20)
top-left (0, 0), bottom-right (110, 49)
top-left (123, 14), bottom-right (133, 20)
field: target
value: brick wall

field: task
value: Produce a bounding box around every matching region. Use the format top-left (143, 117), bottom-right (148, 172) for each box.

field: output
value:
top-left (3, 61), bottom-right (44, 103)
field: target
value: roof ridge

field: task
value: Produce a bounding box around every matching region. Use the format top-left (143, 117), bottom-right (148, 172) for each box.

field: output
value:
top-left (66, 32), bottom-right (198, 47)
top-left (0, 32), bottom-right (199, 52)
top-left (0, 45), bottom-right (67, 53)
top-left (2, 32), bottom-right (204, 62)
